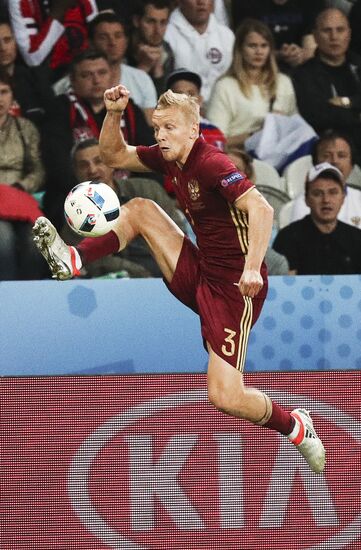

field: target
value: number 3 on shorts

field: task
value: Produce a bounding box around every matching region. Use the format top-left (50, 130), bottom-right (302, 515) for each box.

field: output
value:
top-left (221, 328), bottom-right (237, 357)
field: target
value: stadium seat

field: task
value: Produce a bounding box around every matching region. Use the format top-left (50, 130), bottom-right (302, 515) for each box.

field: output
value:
top-left (278, 199), bottom-right (297, 229)
top-left (282, 155), bottom-right (312, 198)
top-left (253, 158), bottom-right (286, 192)
top-left (256, 185), bottom-right (291, 229)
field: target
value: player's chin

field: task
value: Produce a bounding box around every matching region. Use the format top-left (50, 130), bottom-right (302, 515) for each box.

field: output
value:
top-left (160, 149), bottom-right (174, 160)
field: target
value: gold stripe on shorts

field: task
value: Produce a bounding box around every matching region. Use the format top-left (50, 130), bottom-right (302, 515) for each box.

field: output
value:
top-left (236, 296), bottom-right (253, 372)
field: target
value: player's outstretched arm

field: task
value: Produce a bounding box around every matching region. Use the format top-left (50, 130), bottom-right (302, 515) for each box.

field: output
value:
top-left (234, 187), bottom-right (274, 298)
top-left (99, 85), bottom-right (150, 173)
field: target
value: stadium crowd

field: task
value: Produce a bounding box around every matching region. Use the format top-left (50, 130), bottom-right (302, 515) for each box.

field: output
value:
top-left (0, 0), bottom-right (360, 280)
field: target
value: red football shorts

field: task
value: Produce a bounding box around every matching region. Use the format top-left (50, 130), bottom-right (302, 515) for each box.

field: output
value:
top-left (165, 237), bottom-right (267, 371)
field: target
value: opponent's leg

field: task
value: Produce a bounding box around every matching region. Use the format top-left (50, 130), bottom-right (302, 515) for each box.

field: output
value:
top-left (207, 345), bottom-right (326, 474)
top-left (33, 198), bottom-right (184, 282)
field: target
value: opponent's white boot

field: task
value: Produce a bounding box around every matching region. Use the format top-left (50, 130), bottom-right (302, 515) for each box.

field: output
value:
top-left (32, 217), bottom-right (82, 280)
top-left (289, 409), bottom-right (326, 474)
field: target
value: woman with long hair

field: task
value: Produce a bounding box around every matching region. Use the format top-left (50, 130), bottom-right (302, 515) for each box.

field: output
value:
top-left (207, 19), bottom-right (298, 147)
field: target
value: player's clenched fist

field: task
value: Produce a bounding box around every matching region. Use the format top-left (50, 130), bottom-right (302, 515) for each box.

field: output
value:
top-left (104, 85), bottom-right (130, 113)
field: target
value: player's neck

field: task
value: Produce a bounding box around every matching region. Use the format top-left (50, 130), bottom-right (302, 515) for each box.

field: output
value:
top-left (176, 137), bottom-right (198, 168)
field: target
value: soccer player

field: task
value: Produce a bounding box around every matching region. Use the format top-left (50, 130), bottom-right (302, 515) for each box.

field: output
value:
top-left (33, 85), bottom-right (326, 473)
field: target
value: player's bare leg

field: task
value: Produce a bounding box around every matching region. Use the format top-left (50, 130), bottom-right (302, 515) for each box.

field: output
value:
top-left (115, 197), bottom-right (184, 283)
top-left (207, 345), bottom-right (272, 424)
top-left (207, 345), bottom-right (325, 473)
top-left (33, 198), bottom-right (184, 282)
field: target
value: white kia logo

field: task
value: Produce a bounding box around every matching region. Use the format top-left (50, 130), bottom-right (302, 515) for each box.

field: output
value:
top-left (68, 390), bottom-right (361, 549)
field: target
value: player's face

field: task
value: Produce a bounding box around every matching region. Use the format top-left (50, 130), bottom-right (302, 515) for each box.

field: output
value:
top-left (179, 0), bottom-right (213, 27)
top-left (73, 145), bottom-right (114, 187)
top-left (0, 82), bottom-right (13, 116)
top-left (306, 178), bottom-right (345, 225)
top-left (316, 138), bottom-right (353, 179)
top-left (135, 5), bottom-right (169, 46)
top-left (314, 10), bottom-right (350, 61)
top-left (152, 106), bottom-right (198, 165)
top-left (0, 24), bottom-right (17, 68)
top-left (92, 22), bottom-right (128, 65)
top-left (242, 32), bottom-right (270, 70)
top-left (71, 59), bottom-right (112, 101)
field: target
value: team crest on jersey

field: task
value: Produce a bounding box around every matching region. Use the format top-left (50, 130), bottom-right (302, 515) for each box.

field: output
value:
top-left (172, 177), bottom-right (178, 187)
top-left (221, 172), bottom-right (245, 187)
top-left (188, 179), bottom-right (200, 201)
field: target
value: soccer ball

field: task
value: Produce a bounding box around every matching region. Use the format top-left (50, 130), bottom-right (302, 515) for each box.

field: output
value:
top-left (64, 181), bottom-right (120, 237)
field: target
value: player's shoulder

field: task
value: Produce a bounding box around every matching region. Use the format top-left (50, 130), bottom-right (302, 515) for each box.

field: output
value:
top-left (195, 141), bottom-right (231, 170)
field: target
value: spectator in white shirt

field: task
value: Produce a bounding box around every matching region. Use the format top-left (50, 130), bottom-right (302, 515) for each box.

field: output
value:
top-left (164, 0), bottom-right (234, 104)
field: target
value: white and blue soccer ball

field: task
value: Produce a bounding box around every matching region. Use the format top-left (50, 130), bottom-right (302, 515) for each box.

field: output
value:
top-left (64, 181), bottom-right (120, 237)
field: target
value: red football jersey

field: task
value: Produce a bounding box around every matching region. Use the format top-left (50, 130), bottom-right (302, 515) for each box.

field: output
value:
top-left (137, 138), bottom-right (267, 285)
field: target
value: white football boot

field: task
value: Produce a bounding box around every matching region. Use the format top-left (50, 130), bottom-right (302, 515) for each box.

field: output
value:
top-left (32, 217), bottom-right (82, 280)
top-left (289, 409), bottom-right (326, 474)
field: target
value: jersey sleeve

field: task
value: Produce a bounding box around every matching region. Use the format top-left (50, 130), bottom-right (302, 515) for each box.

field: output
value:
top-left (136, 145), bottom-right (170, 175)
top-left (203, 150), bottom-right (255, 203)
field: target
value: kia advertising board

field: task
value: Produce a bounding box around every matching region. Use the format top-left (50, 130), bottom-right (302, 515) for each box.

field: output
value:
top-left (1, 372), bottom-right (360, 549)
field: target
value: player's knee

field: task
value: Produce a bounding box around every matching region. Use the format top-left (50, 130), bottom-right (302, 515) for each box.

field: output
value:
top-left (208, 385), bottom-right (231, 414)
top-left (208, 382), bottom-right (248, 416)
top-left (126, 197), bottom-right (159, 222)
top-left (126, 196), bottom-right (153, 212)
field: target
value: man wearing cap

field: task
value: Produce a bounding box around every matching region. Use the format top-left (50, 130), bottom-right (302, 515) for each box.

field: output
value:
top-left (273, 162), bottom-right (361, 274)
top-left (289, 130), bottom-right (361, 229)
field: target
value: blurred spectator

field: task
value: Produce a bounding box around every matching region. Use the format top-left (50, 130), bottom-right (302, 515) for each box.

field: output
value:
top-left (164, 0), bottom-right (235, 104)
top-left (230, 0), bottom-right (325, 71)
top-left (42, 50), bottom-right (154, 229)
top-left (0, 68), bottom-right (48, 280)
top-left (207, 19), bottom-right (297, 148)
top-left (289, 130), bottom-right (361, 228)
top-left (349, 0), bottom-right (361, 56)
top-left (0, 69), bottom-right (44, 192)
top-left (273, 162), bottom-right (361, 274)
top-left (66, 137), bottom-right (189, 277)
top-left (54, 12), bottom-right (158, 125)
top-left (89, 12), bottom-right (157, 125)
top-left (128, 0), bottom-right (174, 96)
top-left (0, 17), bottom-right (54, 128)
top-left (292, 8), bottom-right (361, 163)
top-left (8, 0), bottom-right (98, 82)
top-left (313, 129), bottom-right (361, 189)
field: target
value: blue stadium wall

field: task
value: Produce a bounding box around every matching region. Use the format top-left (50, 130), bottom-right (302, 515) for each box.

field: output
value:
top-left (1, 275), bottom-right (360, 376)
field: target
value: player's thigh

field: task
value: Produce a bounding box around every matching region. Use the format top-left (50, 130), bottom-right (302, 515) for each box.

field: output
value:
top-left (207, 344), bottom-right (245, 402)
top-left (118, 197), bottom-right (185, 283)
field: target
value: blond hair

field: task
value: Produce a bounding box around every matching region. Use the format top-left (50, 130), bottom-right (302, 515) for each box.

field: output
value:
top-left (156, 89), bottom-right (200, 125)
top-left (228, 19), bottom-right (278, 100)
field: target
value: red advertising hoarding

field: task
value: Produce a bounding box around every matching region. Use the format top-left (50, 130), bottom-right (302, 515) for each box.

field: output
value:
top-left (1, 372), bottom-right (360, 549)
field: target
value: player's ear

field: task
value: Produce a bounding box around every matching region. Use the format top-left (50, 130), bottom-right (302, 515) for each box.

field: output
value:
top-left (190, 123), bottom-right (198, 139)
